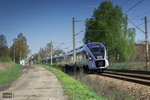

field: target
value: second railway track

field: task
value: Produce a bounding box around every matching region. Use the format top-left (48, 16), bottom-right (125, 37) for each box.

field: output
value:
top-left (97, 69), bottom-right (150, 86)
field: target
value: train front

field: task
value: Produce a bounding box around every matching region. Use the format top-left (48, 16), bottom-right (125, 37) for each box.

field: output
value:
top-left (86, 42), bottom-right (109, 70)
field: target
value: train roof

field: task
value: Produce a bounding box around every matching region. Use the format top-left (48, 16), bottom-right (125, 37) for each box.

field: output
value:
top-left (86, 42), bottom-right (104, 48)
top-left (65, 46), bottom-right (85, 56)
top-left (41, 42), bottom-right (105, 60)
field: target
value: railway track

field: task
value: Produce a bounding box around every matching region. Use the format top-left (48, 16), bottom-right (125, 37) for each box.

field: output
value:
top-left (97, 69), bottom-right (150, 86)
top-left (61, 66), bottom-right (150, 86)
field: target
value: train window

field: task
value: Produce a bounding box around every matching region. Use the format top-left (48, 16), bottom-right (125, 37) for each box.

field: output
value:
top-left (90, 47), bottom-right (105, 58)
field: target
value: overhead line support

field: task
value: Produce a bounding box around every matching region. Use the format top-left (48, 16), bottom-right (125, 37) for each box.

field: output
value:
top-left (145, 16), bottom-right (149, 70)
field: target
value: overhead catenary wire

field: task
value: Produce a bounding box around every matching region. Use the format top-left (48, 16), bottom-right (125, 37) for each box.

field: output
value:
top-left (130, 10), bottom-right (150, 19)
top-left (123, 0), bottom-right (144, 14)
top-left (120, 0), bottom-right (146, 34)
top-left (53, 43), bottom-right (64, 50)
top-left (75, 19), bottom-right (96, 36)
top-left (76, 32), bottom-right (84, 40)
top-left (120, 0), bottom-right (130, 7)
top-left (137, 19), bottom-right (150, 27)
top-left (128, 18), bottom-right (145, 33)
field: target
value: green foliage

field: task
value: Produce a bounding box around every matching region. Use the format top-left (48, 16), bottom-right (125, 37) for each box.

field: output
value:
top-left (11, 33), bottom-right (30, 63)
top-left (43, 65), bottom-right (105, 100)
top-left (53, 48), bottom-right (64, 55)
top-left (0, 34), bottom-right (7, 46)
top-left (0, 56), bottom-right (12, 62)
top-left (0, 35), bottom-right (10, 57)
top-left (0, 64), bottom-right (21, 84)
top-left (0, 46), bottom-right (9, 57)
top-left (84, 1), bottom-right (135, 61)
top-left (33, 42), bottom-right (64, 64)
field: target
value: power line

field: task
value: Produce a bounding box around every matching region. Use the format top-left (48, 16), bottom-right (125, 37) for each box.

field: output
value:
top-left (137, 19), bottom-right (150, 27)
top-left (75, 29), bottom-right (84, 36)
top-left (129, 19), bottom-right (150, 31)
top-left (53, 43), bottom-right (64, 50)
top-left (120, 0), bottom-right (130, 7)
top-left (128, 18), bottom-right (145, 33)
top-left (76, 41), bottom-right (84, 46)
top-left (76, 32), bottom-right (84, 40)
top-left (124, 0), bottom-right (144, 14)
top-left (130, 10), bottom-right (150, 19)
top-left (120, 0), bottom-right (145, 33)
top-left (75, 19), bottom-right (96, 36)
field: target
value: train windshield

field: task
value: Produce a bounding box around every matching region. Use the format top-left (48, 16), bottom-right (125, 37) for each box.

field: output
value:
top-left (90, 47), bottom-right (105, 59)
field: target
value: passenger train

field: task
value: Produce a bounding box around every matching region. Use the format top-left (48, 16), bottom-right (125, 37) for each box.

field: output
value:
top-left (41, 42), bottom-right (109, 72)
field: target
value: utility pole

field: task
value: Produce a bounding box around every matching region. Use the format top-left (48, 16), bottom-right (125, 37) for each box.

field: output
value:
top-left (50, 41), bottom-right (53, 65)
top-left (145, 16), bottom-right (149, 70)
top-left (13, 45), bottom-right (15, 62)
top-left (72, 17), bottom-right (76, 63)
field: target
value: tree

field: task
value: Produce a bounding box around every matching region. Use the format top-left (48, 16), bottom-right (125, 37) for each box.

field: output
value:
top-left (33, 42), bottom-right (65, 64)
top-left (0, 34), bottom-right (9, 57)
top-left (0, 35), bottom-right (7, 46)
top-left (45, 42), bottom-right (53, 57)
top-left (12, 33), bottom-right (29, 63)
top-left (84, 1), bottom-right (135, 61)
top-left (38, 48), bottom-right (47, 58)
top-left (53, 48), bottom-right (64, 55)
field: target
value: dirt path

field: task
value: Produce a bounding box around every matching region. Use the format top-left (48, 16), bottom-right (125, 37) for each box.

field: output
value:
top-left (0, 65), bottom-right (68, 100)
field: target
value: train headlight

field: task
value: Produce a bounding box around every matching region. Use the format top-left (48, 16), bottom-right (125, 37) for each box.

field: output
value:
top-left (88, 57), bottom-right (92, 60)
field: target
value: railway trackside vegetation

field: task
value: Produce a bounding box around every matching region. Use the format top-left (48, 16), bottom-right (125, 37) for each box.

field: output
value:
top-left (43, 65), bottom-right (105, 100)
top-left (109, 62), bottom-right (145, 70)
top-left (0, 64), bottom-right (22, 85)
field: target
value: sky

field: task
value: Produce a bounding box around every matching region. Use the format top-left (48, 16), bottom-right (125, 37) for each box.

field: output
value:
top-left (0, 0), bottom-right (150, 54)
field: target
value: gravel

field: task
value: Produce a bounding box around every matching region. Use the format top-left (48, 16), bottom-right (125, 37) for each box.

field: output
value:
top-left (85, 74), bottom-right (150, 100)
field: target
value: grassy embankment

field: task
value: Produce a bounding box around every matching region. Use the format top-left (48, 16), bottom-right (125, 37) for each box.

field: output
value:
top-left (109, 62), bottom-right (145, 70)
top-left (0, 64), bottom-right (22, 85)
top-left (48, 64), bottom-right (138, 100)
top-left (43, 65), bottom-right (105, 100)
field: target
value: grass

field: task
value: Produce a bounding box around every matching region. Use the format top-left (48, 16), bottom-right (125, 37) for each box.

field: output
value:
top-left (0, 56), bottom-right (12, 62)
top-left (0, 64), bottom-right (22, 85)
top-left (109, 62), bottom-right (145, 70)
top-left (43, 65), bottom-right (105, 100)
top-left (77, 72), bottom-right (138, 100)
